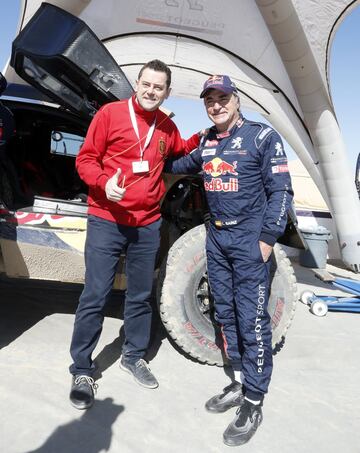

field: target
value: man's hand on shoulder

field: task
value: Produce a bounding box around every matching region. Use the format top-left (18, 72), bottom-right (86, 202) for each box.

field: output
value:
top-left (199, 128), bottom-right (209, 137)
top-left (105, 168), bottom-right (126, 202)
top-left (259, 241), bottom-right (273, 262)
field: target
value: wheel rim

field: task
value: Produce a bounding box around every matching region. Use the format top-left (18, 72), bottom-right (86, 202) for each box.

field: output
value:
top-left (194, 271), bottom-right (215, 325)
top-left (312, 300), bottom-right (328, 316)
top-left (300, 290), bottom-right (314, 305)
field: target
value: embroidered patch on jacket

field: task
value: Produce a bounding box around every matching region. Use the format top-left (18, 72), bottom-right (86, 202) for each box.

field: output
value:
top-left (271, 157), bottom-right (287, 164)
top-left (275, 142), bottom-right (284, 156)
top-left (205, 139), bottom-right (219, 147)
top-left (231, 137), bottom-right (243, 149)
top-left (224, 149), bottom-right (247, 156)
top-left (158, 138), bottom-right (167, 157)
top-left (202, 148), bottom-right (217, 156)
top-left (272, 164), bottom-right (289, 174)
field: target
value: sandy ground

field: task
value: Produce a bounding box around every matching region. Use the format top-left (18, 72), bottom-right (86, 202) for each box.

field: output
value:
top-left (1, 260), bottom-right (360, 453)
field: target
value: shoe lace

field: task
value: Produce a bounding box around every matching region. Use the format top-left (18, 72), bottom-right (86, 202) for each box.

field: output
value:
top-left (136, 359), bottom-right (151, 371)
top-left (75, 376), bottom-right (99, 394)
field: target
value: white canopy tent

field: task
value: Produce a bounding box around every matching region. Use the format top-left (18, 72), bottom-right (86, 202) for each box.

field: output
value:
top-left (5, 0), bottom-right (360, 271)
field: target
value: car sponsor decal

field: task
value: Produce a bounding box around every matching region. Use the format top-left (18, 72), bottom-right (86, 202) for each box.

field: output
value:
top-left (1, 211), bottom-right (87, 229)
top-left (0, 224), bottom-right (76, 251)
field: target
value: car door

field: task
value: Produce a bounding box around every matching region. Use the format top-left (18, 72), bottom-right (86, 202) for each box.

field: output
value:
top-left (11, 2), bottom-right (134, 119)
top-left (0, 3), bottom-right (132, 284)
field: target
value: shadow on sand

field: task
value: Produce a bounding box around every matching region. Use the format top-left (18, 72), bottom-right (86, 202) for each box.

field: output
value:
top-left (93, 299), bottom-right (167, 380)
top-left (25, 398), bottom-right (124, 453)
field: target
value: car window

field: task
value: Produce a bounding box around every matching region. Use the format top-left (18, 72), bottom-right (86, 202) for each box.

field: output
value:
top-left (50, 130), bottom-right (84, 157)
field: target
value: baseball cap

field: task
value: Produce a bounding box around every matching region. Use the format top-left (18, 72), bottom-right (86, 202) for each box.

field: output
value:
top-left (200, 75), bottom-right (237, 98)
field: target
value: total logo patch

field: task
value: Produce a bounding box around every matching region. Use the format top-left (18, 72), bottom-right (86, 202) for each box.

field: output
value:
top-left (272, 164), bottom-right (289, 174)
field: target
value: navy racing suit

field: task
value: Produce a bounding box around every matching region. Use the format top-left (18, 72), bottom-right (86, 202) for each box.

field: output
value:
top-left (165, 117), bottom-right (293, 400)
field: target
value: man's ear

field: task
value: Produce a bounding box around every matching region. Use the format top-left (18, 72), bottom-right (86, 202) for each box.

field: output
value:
top-left (165, 87), bottom-right (172, 99)
top-left (135, 79), bottom-right (139, 92)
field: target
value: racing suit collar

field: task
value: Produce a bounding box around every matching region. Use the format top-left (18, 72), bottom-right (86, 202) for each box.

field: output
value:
top-left (214, 115), bottom-right (244, 140)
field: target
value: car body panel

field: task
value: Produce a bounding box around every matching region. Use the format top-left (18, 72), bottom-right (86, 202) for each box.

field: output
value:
top-left (11, 3), bottom-right (133, 119)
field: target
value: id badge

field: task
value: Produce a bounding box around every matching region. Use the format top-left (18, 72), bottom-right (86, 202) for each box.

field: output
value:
top-left (132, 160), bottom-right (149, 173)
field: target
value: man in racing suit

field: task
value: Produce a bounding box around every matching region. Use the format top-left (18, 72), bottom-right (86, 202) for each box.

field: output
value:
top-left (165, 75), bottom-right (293, 446)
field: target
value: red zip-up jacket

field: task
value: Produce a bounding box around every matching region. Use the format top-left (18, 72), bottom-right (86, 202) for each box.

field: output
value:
top-left (76, 95), bottom-right (199, 226)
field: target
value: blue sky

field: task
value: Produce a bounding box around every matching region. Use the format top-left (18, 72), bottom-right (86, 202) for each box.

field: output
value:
top-left (1, 1), bottom-right (359, 171)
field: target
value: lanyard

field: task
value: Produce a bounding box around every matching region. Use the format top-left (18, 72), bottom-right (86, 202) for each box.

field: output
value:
top-left (128, 97), bottom-right (156, 161)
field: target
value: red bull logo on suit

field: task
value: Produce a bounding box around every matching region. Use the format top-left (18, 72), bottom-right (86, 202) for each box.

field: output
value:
top-left (204, 178), bottom-right (238, 192)
top-left (202, 157), bottom-right (239, 192)
top-left (202, 157), bottom-right (238, 176)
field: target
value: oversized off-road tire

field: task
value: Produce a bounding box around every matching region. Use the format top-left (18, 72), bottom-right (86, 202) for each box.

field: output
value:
top-left (158, 224), bottom-right (298, 366)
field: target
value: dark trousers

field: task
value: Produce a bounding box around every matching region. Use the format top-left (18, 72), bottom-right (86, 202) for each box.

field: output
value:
top-left (69, 215), bottom-right (161, 376)
top-left (206, 224), bottom-right (272, 401)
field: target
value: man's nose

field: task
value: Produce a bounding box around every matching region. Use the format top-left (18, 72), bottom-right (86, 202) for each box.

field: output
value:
top-left (147, 85), bottom-right (155, 94)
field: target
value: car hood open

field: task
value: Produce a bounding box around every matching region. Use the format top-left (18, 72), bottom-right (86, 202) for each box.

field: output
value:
top-left (10, 2), bottom-right (134, 119)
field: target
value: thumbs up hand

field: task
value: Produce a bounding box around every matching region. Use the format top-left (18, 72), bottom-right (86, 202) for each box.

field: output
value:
top-left (105, 168), bottom-right (126, 202)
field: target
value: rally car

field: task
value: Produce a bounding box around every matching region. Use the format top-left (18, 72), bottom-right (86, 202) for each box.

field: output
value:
top-left (0, 3), bottom-right (302, 365)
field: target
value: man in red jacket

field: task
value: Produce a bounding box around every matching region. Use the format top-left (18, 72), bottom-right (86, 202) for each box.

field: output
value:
top-left (69, 60), bottom-right (200, 409)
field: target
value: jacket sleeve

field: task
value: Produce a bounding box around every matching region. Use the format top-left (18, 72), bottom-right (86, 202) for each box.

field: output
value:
top-left (169, 123), bottom-right (200, 156)
top-left (258, 132), bottom-right (294, 246)
top-left (164, 148), bottom-right (203, 174)
top-left (75, 107), bottom-right (110, 192)
top-left (182, 132), bottom-right (201, 153)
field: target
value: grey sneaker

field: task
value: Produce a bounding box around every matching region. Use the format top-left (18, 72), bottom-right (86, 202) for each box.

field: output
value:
top-left (223, 399), bottom-right (263, 446)
top-left (69, 375), bottom-right (98, 410)
top-left (119, 356), bottom-right (159, 389)
top-left (205, 381), bottom-right (244, 413)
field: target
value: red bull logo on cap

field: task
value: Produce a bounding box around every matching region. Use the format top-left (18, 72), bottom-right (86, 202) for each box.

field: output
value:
top-left (206, 75), bottom-right (224, 86)
top-left (202, 158), bottom-right (239, 192)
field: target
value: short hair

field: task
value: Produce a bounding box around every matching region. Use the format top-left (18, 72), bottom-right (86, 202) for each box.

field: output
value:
top-left (137, 59), bottom-right (172, 88)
